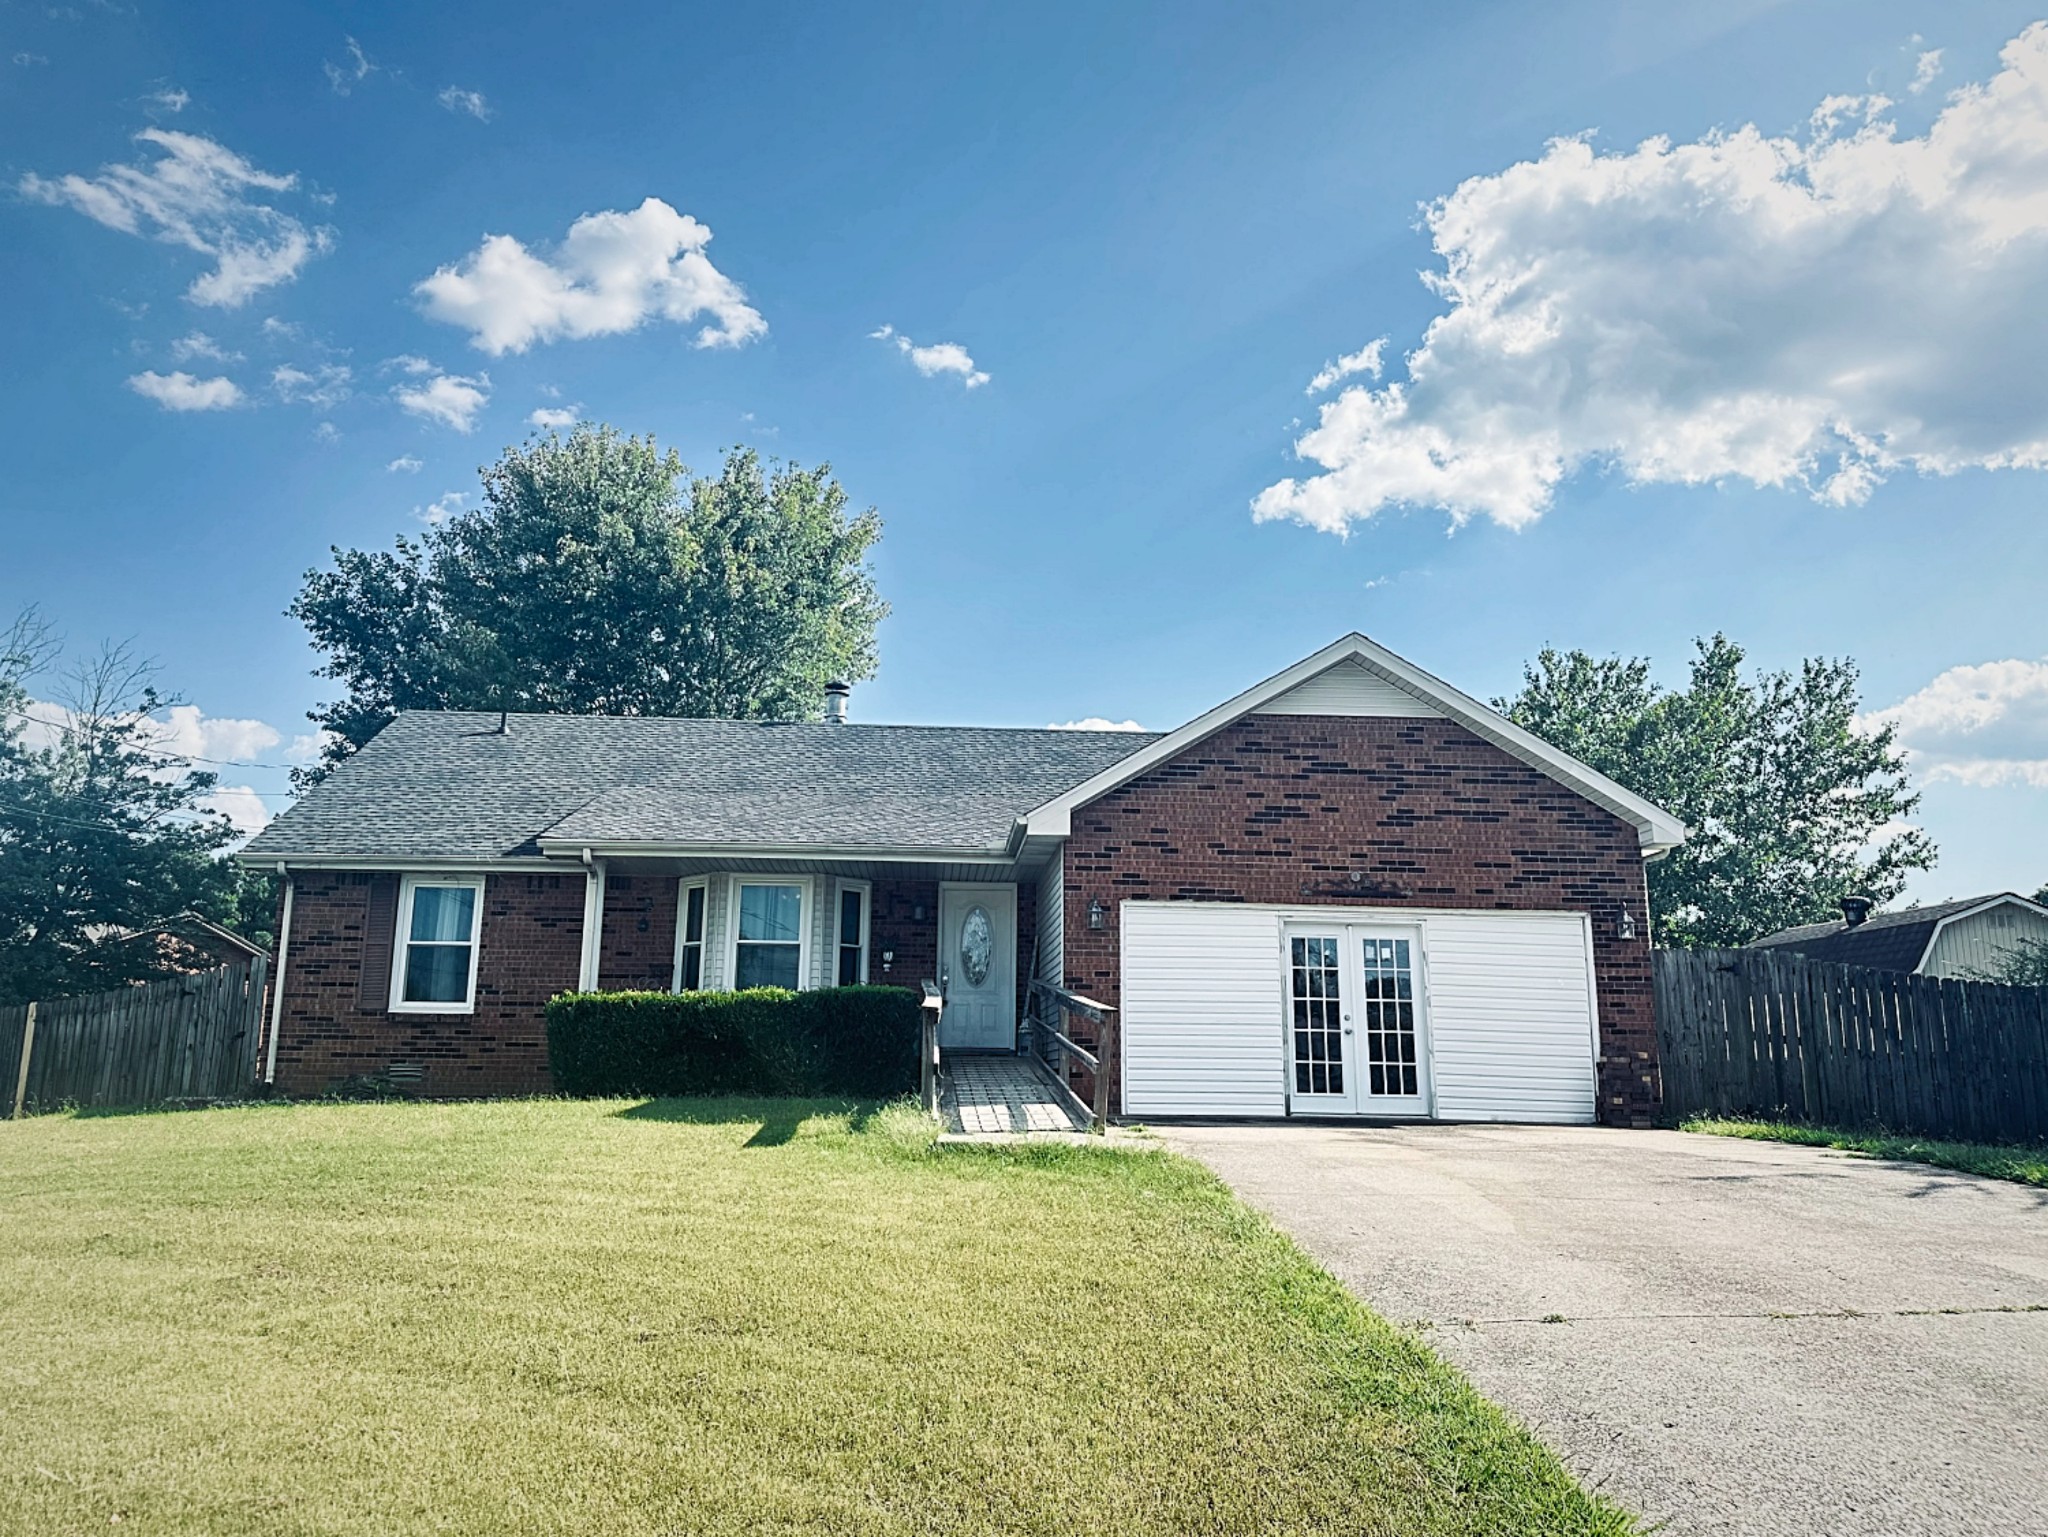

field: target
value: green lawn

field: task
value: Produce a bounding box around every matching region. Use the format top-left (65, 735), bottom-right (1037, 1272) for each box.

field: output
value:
top-left (0, 1098), bottom-right (1631, 1537)
top-left (1683, 1116), bottom-right (2048, 1187)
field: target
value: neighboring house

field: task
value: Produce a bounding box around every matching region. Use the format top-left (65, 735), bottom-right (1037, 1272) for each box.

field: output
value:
top-left (1748, 892), bottom-right (2048, 979)
top-left (238, 634), bottom-right (1686, 1125)
top-left (100, 912), bottom-right (273, 973)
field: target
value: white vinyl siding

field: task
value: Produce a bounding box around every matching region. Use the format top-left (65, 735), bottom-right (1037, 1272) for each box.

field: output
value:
top-left (1920, 903), bottom-right (2048, 978)
top-left (1422, 911), bottom-right (1597, 1124)
top-left (1253, 658), bottom-right (1441, 719)
top-left (1038, 856), bottom-right (1065, 990)
top-left (1120, 902), bottom-right (1288, 1117)
top-left (1119, 901), bottom-right (1598, 1124)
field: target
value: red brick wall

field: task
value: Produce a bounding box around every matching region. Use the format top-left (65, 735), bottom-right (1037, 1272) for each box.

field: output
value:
top-left (598, 875), bottom-right (679, 990)
top-left (271, 871), bottom-right (583, 1097)
top-left (1059, 715), bottom-right (1659, 1126)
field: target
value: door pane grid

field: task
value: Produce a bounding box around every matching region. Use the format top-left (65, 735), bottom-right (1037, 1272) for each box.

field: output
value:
top-left (1289, 936), bottom-right (1344, 1096)
top-left (1360, 937), bottom-right (1419, 1098)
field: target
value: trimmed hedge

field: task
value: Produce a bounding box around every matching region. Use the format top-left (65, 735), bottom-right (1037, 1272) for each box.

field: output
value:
top-left (545, 985), bottom-right (921, 1099)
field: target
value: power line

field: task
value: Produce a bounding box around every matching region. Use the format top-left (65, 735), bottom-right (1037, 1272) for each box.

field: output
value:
top-left (0, 797), bottom-right (229, 836)
top-left (4, 707), bottom-right (304, 775)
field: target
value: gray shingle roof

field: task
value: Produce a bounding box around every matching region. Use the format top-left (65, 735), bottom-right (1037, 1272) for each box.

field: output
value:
top-left (1745, 895), bottom-right (2012, 971)
top-left (240, 711), bottom-right (1159, 862)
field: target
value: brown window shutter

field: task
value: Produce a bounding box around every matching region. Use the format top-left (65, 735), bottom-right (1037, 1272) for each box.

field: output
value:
top-left (358, 875), bottom-right (400, 1011)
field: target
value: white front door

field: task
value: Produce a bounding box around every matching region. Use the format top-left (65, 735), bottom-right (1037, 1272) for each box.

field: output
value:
top-left (1285, 925), bottom-right (1428, 1114)
top-left (938, 884), bottom-right (1017, 1050)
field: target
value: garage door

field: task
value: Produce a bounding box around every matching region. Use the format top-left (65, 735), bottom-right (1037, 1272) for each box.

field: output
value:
top-left (1119, 902), bottom-right (1598, 1122)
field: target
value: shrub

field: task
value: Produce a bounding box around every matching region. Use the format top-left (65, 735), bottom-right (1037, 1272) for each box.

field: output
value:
top-left (545, 985), bottom-right (922, 1099)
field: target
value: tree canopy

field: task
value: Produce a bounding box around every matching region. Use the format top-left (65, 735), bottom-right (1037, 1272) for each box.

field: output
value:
top-left (0, 612), bottom-right (271, 1006)
top-left (1497, 634), bottom-right (1935, 948)
top-left (291, 428), bottom-right (887, 777)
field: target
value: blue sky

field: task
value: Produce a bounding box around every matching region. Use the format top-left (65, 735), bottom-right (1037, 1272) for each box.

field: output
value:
top-left (3, 0), bottom-right (2045, 903)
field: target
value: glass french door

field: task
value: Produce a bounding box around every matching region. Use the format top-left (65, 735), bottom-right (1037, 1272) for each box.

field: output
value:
top-left (1286, 926), bottom-right (1427, 1114)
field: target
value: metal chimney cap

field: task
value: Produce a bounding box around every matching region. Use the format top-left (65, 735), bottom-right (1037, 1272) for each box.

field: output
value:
top-left (823, 680), bottom-right (850, 724)
top-left (1839, 894), bottom-right (1875, 927)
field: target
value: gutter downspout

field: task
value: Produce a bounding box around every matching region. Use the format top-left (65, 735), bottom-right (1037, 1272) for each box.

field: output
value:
top-left (264, 865), bottom-right (293, 1086)
top-left (577, 849), bottom-right (606, 992)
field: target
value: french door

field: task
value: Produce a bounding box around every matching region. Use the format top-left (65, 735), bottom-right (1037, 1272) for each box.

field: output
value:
top-left (1285, 925), bottom-right (1428, 1114)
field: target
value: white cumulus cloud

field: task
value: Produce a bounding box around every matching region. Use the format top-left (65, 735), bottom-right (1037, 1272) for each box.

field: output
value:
top-left (168, 330), bottom-right (239, 363)
top-left (1860, 659), bottom-right (2048, 788)
top-left (415, 490), bottom-right (469, 526)
top-left (394, 368), bottom-right (490, 431)
top-left (1255, 23), bottom-right (2048, 534)
top-left (127, 369), bottom-right (242, 411)
top-left (870, 324), bottom-right (989, 388)
top-left (1306, 339), bottom-right (1385, 395)
top-left (386, 454), bottom-right (422, 473)
top-left (1911, 48), bottom-right (1944, 95)
top-left (438, 86), bottom-right (493, 121)
top-left (324, 36), bottom-right (375, 96)
top-left (416, 197), bottom-right (765, 355)
top-left (272, 361), bottom-right (352, 407)
top-left (528, 405), bottom-right (579, 428)
top-left (1048, 717), bottom-right (1147, 732)
top-left (20, 128), bottom-right (332, 308)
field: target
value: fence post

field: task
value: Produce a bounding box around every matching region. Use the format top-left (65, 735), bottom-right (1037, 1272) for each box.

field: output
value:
top-left (10, 1001), bottom-right (36, 1120)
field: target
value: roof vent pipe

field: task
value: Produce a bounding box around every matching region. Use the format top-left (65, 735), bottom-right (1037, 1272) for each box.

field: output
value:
top-left (1839, 894), bottom-right (1874, 928)
top-left (823, 681), bottom-right (851, 724)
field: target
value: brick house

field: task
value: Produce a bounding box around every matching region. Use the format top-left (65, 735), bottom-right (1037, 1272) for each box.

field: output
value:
top-left (239, 635), bottom-right (1685, 1124)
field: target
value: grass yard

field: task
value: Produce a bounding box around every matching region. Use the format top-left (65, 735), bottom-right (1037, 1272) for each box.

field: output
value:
top-left (1683, 1116), bottom-right (2048, 1188)
top-left (0, 1098), bottom-right (1631, 1537)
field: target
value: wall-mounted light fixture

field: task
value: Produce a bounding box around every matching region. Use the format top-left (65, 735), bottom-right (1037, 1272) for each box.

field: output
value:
top-left (1086, 897), bottom-right (1108, 931)
top-left (880, 948), bottom-right (895, 974)
top-left (1617, 907), bottom-right (1636, 942)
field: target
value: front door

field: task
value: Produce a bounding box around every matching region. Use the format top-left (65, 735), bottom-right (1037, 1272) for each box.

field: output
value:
top-left (1285, 925), bottom-right (1428, 1115)
top-left (938, 884), bottom-right (1017, 1050)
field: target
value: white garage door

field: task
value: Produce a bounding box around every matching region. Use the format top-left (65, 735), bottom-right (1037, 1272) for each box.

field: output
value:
top-left (1119, 901), bottom-right (1598, 1123)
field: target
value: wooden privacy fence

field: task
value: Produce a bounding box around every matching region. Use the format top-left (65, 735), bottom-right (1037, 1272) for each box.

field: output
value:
top-left (1654, 947), bottom-right (2048, 1143)
top-left (1, 958), bottom-right (267, 1115)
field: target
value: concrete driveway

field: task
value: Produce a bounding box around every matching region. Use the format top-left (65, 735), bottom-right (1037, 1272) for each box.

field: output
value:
top-left (1160, 1123), bottom-right (2048, 1537)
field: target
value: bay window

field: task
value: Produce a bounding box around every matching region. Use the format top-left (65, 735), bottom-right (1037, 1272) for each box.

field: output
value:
top-left (673, 880), bottom-right (708, 991)
top-left (733, 881), bottom-right (806, 990)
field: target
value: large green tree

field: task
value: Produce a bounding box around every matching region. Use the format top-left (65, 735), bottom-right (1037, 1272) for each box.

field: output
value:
top-left (0, 613), bottom-right (264, 1005)
top-left (1497, 635), bottom-right (1935, 948)
top-left (290, 428), bottom-right (887, 777)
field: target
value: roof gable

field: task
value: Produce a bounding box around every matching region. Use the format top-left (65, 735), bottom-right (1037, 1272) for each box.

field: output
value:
top-left (1750, 892), bottom-right (2048, 971)
top-left (1021, 633), bottom-right (1687, 854)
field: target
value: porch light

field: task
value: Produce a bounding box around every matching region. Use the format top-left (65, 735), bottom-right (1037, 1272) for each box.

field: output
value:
top-left (880, 948), bottom-right (895, 974)
top-left (1617, 907), bottom-right (1636, 942)
top-left (1086, 898), bottom-right (1108, 931)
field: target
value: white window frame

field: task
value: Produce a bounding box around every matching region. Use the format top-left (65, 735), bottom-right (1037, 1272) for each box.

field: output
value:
top-left (671, 878), bottom-right (710, 993)
top-left (726, 877), bottom-right (814, 992)
top-left (389, 874), bottom-right (486, 1014)
top-left (834, 879), bottom-right (872, 987)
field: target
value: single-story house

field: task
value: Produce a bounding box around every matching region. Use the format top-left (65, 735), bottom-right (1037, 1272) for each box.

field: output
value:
top-left (1747, 892), bottom-right (2048, 979)
top-left (101, 911), bottom-right (273, 973)
top-left (238, 634), bottom-right (1686, 1125)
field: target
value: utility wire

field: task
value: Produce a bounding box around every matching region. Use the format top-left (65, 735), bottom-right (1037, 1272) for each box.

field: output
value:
top-left (4, 706), bottom-right (303, 775)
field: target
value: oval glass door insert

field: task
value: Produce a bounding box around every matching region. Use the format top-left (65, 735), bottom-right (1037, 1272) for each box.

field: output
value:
top-left (960, 905), bottom-right (993, 986)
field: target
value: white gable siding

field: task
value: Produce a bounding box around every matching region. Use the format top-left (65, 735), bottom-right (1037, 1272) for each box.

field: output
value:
top-left (1252, 658), bottom-right (1442, 719)
top-left (1120, 902), bottom-right (1288, 1117)
top-left (1423, 911), bottom-right (1597, 1123)
top-left (1921, 902), bottom-right (2048, 978)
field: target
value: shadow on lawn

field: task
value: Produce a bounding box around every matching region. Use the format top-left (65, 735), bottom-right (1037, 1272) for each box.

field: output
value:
top-left (615, 1096), bottom-right (881, 1146)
